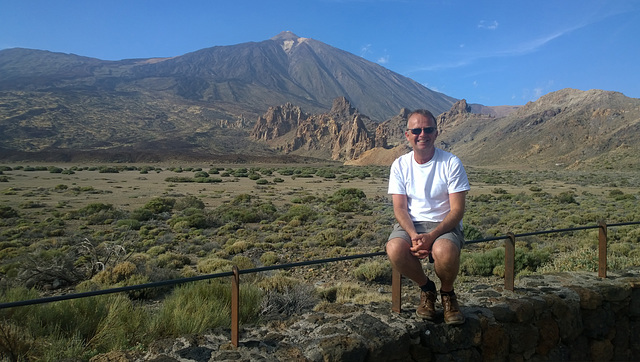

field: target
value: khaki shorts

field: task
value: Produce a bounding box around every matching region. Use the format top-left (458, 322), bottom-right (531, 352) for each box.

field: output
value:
top-left (387, 221), bottom-right (465, 250)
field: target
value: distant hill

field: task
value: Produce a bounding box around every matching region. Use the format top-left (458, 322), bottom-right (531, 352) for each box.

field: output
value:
top-left (348, 89), bottom-right (639, 170)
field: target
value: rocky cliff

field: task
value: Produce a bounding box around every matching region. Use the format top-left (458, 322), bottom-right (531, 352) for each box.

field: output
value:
top-left (250, 97), bottom-right (375, 161)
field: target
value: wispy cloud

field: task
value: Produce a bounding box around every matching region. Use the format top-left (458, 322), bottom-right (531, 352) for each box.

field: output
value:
top-left (478, 20), bottom-right (499, 30)
top-left (360, 44), bottom-right (372, 57)
top-left (377, 55), bottom-right (389, 64)
top-left (408, 7), bottom-right (631, 75)
top-left (407, 24), bottom-right (581, 73)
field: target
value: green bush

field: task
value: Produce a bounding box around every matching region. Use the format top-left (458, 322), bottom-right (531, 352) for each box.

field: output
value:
top-left (116, 219), bottom-right (141, 230)
top-left (175, 196), bottom-right (205, 211)
top-left (352, 260), bottom-right (392, 283)
top-left (0, 205), bottom-right (19, 218)
top-left (277, 204), bottom-right (317, 223)
top-left (130, 208), bottom-right (154, 221)
top-left (326, 188), bottom-right (368, 212)
top-left (260, 251), bottom-right (279, 266)
top-left (143, 197), bottom-right (175, 214)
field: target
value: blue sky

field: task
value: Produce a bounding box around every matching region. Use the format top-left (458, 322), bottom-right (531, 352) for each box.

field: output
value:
top-left (1, 0), bottom-right (638, 106)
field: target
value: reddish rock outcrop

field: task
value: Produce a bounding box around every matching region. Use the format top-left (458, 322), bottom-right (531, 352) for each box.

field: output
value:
top-left (250, 97), bottom-right (375, 161)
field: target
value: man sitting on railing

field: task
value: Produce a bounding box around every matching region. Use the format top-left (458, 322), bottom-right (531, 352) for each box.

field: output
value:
top-left (386, 109), bottom-right (470, 325)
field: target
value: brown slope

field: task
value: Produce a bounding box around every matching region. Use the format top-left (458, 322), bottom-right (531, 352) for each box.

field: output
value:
top-left (437, 89), bottom-right (640, 170)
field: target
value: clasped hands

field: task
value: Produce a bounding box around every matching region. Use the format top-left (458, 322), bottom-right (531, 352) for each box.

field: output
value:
top-left (410, 232), bottom-right (435, 259)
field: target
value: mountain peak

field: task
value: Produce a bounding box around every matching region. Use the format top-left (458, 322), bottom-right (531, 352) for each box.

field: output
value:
top-left (271, 31), bottom-right (300, 41)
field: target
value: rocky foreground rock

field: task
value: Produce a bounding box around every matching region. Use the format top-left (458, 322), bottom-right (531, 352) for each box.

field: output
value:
top-left (92, 269), bottom-right (640, 361)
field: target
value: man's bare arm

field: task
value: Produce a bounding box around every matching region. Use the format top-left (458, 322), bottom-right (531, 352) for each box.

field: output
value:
top-left (391, 194), bottom-right (418, 239)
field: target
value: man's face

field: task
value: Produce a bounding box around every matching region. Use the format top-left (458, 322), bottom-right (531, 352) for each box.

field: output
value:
top-left (405, 114), bottom-right (438, 151)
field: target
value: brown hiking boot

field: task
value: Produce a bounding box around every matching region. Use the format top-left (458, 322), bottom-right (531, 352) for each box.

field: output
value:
top-left (441, 292), bottom-right (465, 325)
top-left (416, 290), bottom-right (436, 320)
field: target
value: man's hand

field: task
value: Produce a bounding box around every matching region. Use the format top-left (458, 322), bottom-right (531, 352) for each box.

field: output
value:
top-left (410, 233), bottom-right (435, 259)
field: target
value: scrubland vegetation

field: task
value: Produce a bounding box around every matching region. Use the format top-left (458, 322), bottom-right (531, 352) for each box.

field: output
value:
top-left (0, 163), bottom-right (639, 360)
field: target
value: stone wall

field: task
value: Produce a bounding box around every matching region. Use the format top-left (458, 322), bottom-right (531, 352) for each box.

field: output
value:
top-left (96, 270), bottom-right (640, 361)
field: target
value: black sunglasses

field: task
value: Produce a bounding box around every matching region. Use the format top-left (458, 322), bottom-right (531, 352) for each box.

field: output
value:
top-left (407, 127), bottom-right (437, 135)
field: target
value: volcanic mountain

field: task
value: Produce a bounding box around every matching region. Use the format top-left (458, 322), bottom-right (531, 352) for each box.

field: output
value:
top-left (1, 32), bottom-right (638, 170)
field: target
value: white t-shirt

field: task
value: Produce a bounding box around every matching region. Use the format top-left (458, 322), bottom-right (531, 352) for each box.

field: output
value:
top-left (388, 148), bottom-right (470, 223)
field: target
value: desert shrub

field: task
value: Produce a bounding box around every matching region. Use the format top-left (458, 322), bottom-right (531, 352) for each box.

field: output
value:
top-left (53, 184), bottom-right (68, 191)
top-left (460, 247), bottom-right (505, 276)
top-left (352, 260), bottom-right (392, 283)
top-left (197, 257), bottom-right (234, 274)
top-left (73, 203), bottom-right (113, 216)
top-left (152, 280), bottom-right (262, 337)
top-left (231, 255), bottom-right (255, 269)
top-left (461, 244), bottom-right (552, 277)
top-left (98, 166), bottom-right (120, 173)
top-left (0, 205), bottom-right (18, 218)
top-left (143, 197), bottom-right (175, 214)
top-left (554, 191), bottom-right (578, 204)
top-left (193, 171), bottom-right (209, 178)
top-left (539, 246), bottom-right (598, 273)
top-left (257, 273), bottom-right (298, 292)
top-left (70, 203), bottom-right (124, 225)
top-left (514, 247), bottom-right (551, 273)
top-left (92, 261), bottom-right (137, 285)
top-left (277, 168), bottom-right (294, 176)
top-left (277, 204), bottom-right (317, 223)
top-left (216, 197), bottom-right (277, 224)
top-left (315, 169), bottom-right (336, 178)
top-left (256, 178), bottom-right (268, 185)
top-left (326, 188), bottom-right (368, 212)
top-left (231, 168), bottom-right (249, 177)
top-left (20, 201), bottom-right (46, 209)
top-left (463, 224), bottom-right (484, 241)
top-left (147, 245), bottom-right (166, 256)
top-left (260, 284), bottom-right (318, 318)
top-left (309, 228), bottom-right (346, 247)
top-left (116, 218), bottom-right (141, 230)
top-left (155, 252), bottom-right (191, 269)
top-left (130, 208), bottom-right (154, 221)
top-left (225, 240), bottom-right (250, 255)
top-left (164, 176), bottom-right (193, 182)
top-left (260, 251), bottom-right (279, 266)
top-left (169, 211), bottom-right (215, 230)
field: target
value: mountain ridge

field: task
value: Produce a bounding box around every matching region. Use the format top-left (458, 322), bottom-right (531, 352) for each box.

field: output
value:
top-left (0, 33), bottom-right (638, 170)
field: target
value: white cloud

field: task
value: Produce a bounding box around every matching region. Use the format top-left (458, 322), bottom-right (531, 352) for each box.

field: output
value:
top-left (360, 44), bottom-right (372, 57)
top-left (377, 55), bottom-right (389, 64)
top-left (478, 20), bottom-right (499, 30)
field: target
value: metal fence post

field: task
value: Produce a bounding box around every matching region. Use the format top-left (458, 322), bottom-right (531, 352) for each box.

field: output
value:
top-left (231, 265), bottom-right (240, 347)
top-left (505, 233), bottom-right (515, 291)
top-left (391, 266), bottom-right (402, 313)
top-left (598, 221), bottom-right (607, 278)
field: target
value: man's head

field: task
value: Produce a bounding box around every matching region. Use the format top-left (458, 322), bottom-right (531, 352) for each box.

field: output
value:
top-left (405, 109), bottom-right (438, 153)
